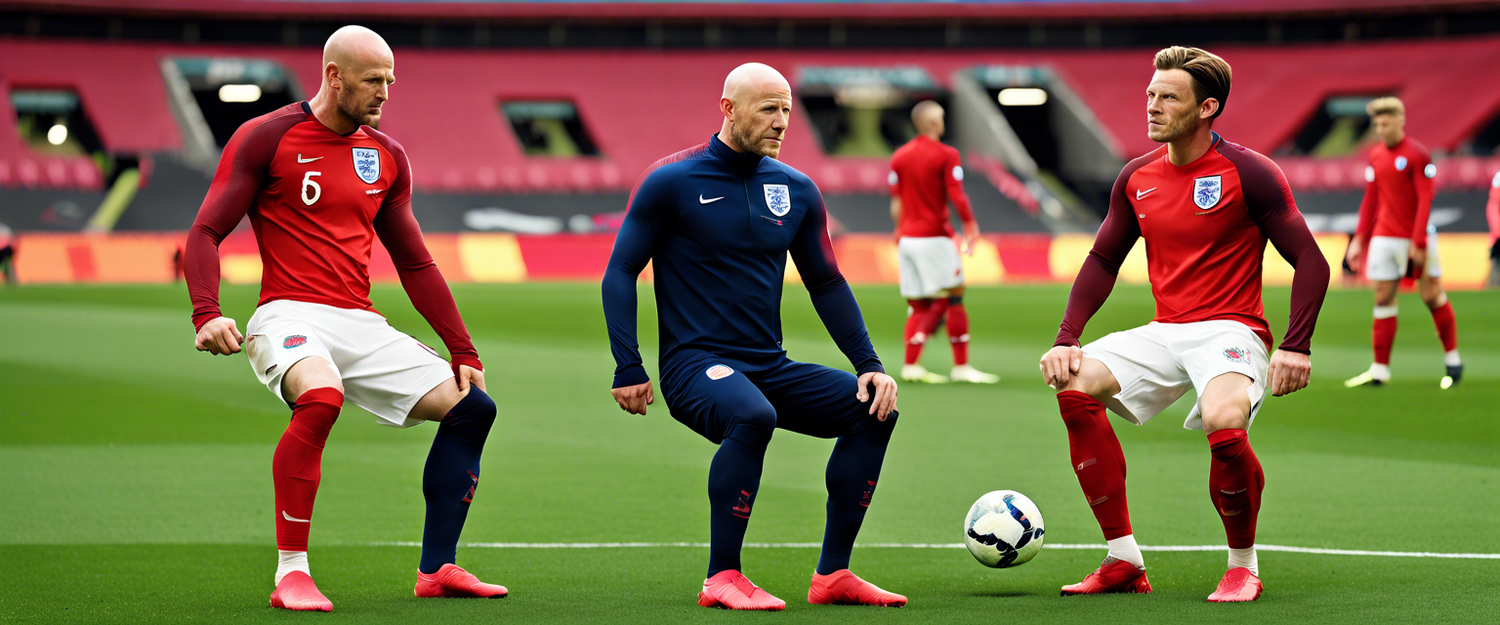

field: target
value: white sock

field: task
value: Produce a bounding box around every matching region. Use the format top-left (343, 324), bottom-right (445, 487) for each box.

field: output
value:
top-left (1107, 535), bottom-right (1145, 569)
top-left (1370, 363), bottom-right (1391, 380)
top-left (275, 550), bottom-right (311, 586)
top-left (1444, 350), bottom-right (1461, 367)
top-left (1228, 547), bottom-right (1258, 576)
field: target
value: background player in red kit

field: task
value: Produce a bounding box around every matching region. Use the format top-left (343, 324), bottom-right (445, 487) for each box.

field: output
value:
top-left (889, 101), bottom-right (998, 384)
top-left (1488, 168), bottom-right (1500, 286)
top-left (186, 26), bottom-right (506, 611)
top-left (1038, 47), bottom-right (1329, 602)
top-left (1343, 97), bottom-right (1462, 389)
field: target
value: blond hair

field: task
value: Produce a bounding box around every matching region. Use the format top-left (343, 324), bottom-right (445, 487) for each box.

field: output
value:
top-left (1153, 46), bottom-right (1232, 119)
top-left (1366, 96), bottom-right (1405, 118)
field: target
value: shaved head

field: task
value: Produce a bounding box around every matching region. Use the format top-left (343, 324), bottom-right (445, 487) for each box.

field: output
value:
top-left (314, 25), bottom-right (395, 131)
top-left (911, 100), bottom-right (944, 136)
top-left (323, 25), bottom-right (392, 73)
top-left (722, 62), bottom-right (791, 105)
top-left (717, 63), bottom-right (793, 159)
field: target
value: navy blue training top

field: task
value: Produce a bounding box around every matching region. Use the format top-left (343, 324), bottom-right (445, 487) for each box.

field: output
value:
top-left (602, 135), bottom-right (884, 388)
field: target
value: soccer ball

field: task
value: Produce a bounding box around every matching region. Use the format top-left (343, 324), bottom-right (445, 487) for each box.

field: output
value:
top-left (963, 490), bottom-right (1045, 568)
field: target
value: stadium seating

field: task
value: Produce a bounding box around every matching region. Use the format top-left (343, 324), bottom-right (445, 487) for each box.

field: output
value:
top-left (4, 37), bottom-right (1500, 194)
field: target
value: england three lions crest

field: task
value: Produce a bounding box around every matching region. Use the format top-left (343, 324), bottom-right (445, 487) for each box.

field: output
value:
top-left (763, 184), bottom-right (791, 217)
top-left (352, 147), bottom-right (380, 184)
top-left (1193, 175), bottom-right (1222, 210)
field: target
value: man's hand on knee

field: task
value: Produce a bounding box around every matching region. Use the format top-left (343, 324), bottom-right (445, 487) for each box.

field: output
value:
top-left (856, 372), bottom-right (898, 421)
top-left (1039, 345), bottom-right (1083, 389)
top-left (457, 364), bottom-right (485, 393)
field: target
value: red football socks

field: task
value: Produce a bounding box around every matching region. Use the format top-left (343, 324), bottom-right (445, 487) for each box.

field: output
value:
top-left (947, 299), bottom-right (970, 366)
top-left (1207, 429), bottom-right (1263, 549)
top-left (1430, 301), bottom-right (1458, 352)
top-left (273, 388), bottom-right (343, 552)
top-left (902, 299), bottom-right (930, 365)
top-left (1373, 316), bottom-right (1397, 366)
top-left (1057, 391), bottom-right (1132, 540)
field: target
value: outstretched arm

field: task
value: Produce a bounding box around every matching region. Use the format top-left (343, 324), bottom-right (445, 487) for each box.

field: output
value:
top-left (185, 115), bottom-right (293, 353)
top-left (1242, 153), bottom-right (1329, 396)
top-left (373, 144), bottom-right (481, 382)
top-left (790, 181), bottom-right (898, 419)
top-left (789, 182), bottom-right (883, 376)
top-left (602, 173), bottom-right (669, 392)
top-left (1053, 166), bottom-right (1140, 349)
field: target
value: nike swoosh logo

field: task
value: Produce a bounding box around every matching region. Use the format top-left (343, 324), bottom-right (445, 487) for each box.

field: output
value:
top-left (297, 155), bottom-right (322, 163)
top-left (365, 188), bottom-right (385, 195)
top-left (282, 511), bottom-right (311, 523)
top-left (1135, 187), bottom-right (1157, 200)
top-left (699, 195), bottom-right (725, 204)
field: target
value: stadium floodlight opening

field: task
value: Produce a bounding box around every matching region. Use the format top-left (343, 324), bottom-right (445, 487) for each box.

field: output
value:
top-left (998, 88), bottom-right (1048, 106)
top-left (46, 123), bottom-right (68, 145)
top-left (218, 84), bottom-right (262, 103)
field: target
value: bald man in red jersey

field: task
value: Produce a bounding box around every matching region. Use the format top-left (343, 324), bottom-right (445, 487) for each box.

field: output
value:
top-left (889, 101), bottom-right (998, 384)
top-left (186, 26), bottom-right (506, 611)
top-left (1038, 47), bottom-right (1329, 603)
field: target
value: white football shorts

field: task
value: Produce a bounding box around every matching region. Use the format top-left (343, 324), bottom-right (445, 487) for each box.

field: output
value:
top-left (1080, 320), bottom-right (1268, 430)
top-left (1365, 229), bottom-right (1442, 281)
top-left (244, 299), bottom-right (454, 428)
top-left (898, 236), bottom-right (963, 299)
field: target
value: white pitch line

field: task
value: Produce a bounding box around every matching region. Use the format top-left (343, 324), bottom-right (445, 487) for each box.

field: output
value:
top-left (368, 541), bottom-right (1500, 559)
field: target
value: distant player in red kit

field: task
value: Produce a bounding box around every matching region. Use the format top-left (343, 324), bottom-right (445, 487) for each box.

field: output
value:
top-left (1038, 47), bottom-right (1329, 602)
top-left (186, 26), bottom-right (506, 611)
top-left (1488, 168), bottom-right (1500, 287)
top-left (889, 101), bottom-right (998, 384)
top-left (1343, 97), bottom-right (1462, 389)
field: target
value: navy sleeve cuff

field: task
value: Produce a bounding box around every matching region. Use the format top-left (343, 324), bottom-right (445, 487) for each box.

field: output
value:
top-left (856, 363), bottom-right (885, 376)
top-left (612, 365), bottom-right (650, 389)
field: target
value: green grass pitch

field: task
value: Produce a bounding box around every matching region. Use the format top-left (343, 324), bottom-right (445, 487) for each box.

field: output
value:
top-left (1, 282), bottom-right (1496, 624)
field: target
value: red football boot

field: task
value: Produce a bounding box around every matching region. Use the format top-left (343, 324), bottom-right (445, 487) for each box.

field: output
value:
top-left (808, 569), bottom-right (907, 607)
top-left (1060, 558), bottom-right (1152, 596)
top-left (697, 570), bottom-right (786, 611)
top-left (269, 571), bottom-right (333, 612)
top-left (1207, 567), bottom-right (1262, 602)
top-left (414, 564), bottom-right (508, 598)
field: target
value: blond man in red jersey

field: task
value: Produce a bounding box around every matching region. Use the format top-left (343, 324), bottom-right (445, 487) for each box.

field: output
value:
top-left (1038, 47), bottom-right (1329, 602)
top-left (889, 101), bottom-right (998, 384)
top-left (1344, 97), bottom-right (1462, 389)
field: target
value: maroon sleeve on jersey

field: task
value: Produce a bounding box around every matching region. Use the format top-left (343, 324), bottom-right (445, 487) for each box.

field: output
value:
top-left (1410, 146), bottom-right (1434, 249)
top-left (366, 131), bottom-right (481, 374)
top-left (1355, 160), bottom-right (1378, 244)
top-left (185, 110), bottom-right (303, 331)
top-left (1221, 145), bottom-right (1330, 354)
top-left (945, 148), bottom-right (976, 223)
top-left (1053, 157), bottom-right (1146, 348)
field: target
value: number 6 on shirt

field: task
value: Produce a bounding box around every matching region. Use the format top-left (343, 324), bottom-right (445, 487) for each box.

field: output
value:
top-left (302, 171), bottom-right (322, 206)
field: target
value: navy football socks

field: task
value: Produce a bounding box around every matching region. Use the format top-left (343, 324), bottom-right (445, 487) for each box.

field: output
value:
top-left (816, 412), bottom-right (898, 575)
top-left (706, 422), bottom-right (773, 578)
top-left (419, 388), bottom-right (497, 575)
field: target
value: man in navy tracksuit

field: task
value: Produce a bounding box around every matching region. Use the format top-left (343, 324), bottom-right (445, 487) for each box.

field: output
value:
top-left (601, 63), bottom-right (906, 611)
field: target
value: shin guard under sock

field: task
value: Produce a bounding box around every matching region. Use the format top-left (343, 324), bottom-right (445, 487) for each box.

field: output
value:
top-left (1057, 391), bottom-right (1131, 540)
top-left (1208, 429), bottom-right (1264, 550)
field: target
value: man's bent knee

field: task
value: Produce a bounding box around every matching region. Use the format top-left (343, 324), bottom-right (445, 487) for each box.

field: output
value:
top-left (1200, 373), bottom-right (1252, 433)
top-left (282, 357), bottom-right (342, 403)
top-left (409, 378), bottom-right (470, 422)
top-left (1058, 358), bottom-right (1120, 401)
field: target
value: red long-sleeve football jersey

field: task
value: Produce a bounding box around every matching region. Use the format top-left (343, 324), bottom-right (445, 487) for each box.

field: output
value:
top-left (185, 101), bottom-right (479, 371)
top-left (889, 135), bottom-right (975, 238)
top-left (1355, 136), bottom-right (1435, 249)
top-left (1055, 133), bottom-right (1329, 354)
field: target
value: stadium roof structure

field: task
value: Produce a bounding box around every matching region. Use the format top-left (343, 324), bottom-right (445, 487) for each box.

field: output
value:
top-left (18, 0), bottom-right (1500, 21)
